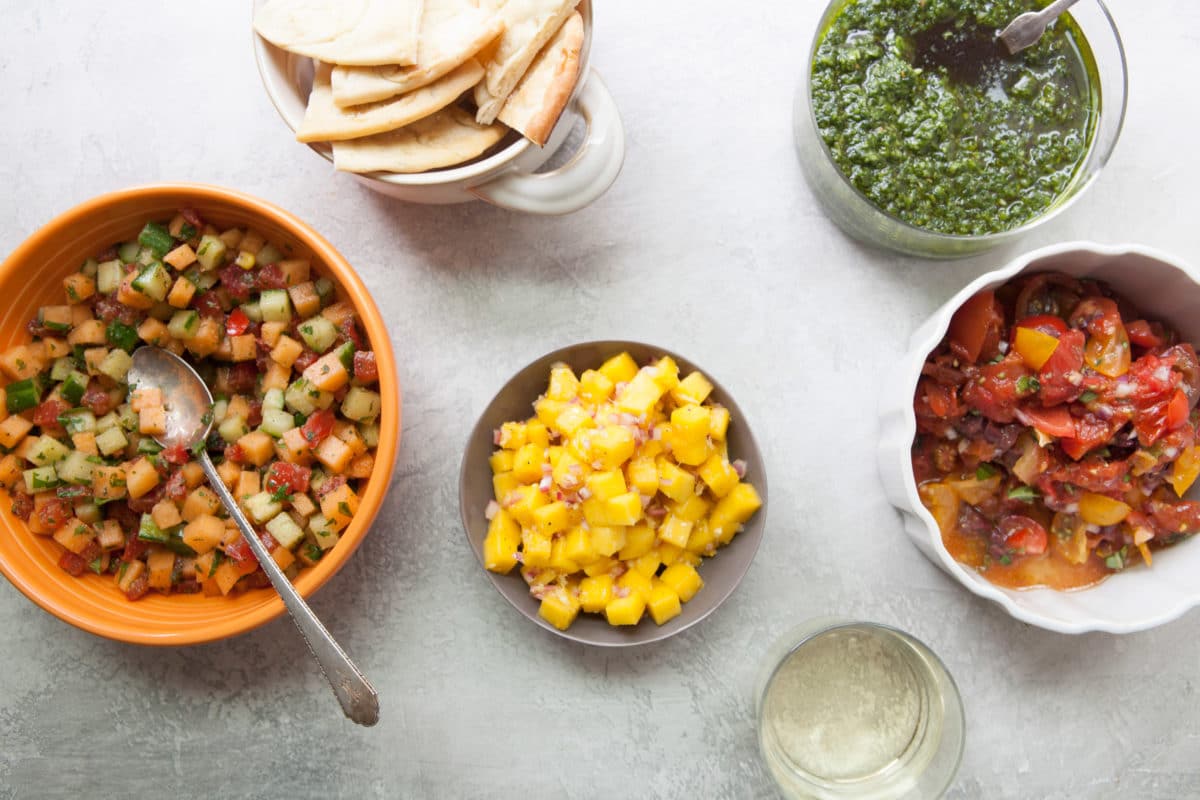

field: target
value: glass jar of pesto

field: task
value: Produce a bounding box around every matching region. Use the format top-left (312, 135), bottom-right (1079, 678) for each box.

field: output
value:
top-left (794, 0), bottom-right (1127, 259)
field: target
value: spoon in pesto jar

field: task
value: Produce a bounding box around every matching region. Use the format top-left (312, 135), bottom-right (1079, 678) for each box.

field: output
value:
top-left (126, 346), bottom-right (380, 727)
top-left (999, 0), bottom-right (1083, 54)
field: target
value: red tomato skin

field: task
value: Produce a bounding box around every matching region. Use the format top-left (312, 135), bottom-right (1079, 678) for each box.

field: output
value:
top-left (948, 290), bottom-right (1004, 363)
top-left (226, 307), bottom-right (250, 337)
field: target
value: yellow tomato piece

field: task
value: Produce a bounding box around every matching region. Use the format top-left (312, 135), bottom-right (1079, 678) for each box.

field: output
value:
top-left (1169, 445), bottom-right (1200, 497)
top-left (1078, 492), bottom-right (1132, 526)
top-left (1013, 326), bottom-right (1060, 370)
top-left (1084, 328), bottom-right (1131, 378)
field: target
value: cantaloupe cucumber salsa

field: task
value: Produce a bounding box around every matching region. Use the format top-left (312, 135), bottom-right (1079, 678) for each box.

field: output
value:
top-left (483, 353), bottom-right (762, 631)
top-left (0, 209), bottom-right (382, 600)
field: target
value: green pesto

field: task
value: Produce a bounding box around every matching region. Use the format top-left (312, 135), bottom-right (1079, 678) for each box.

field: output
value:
top-left (810, 0), bottom-right (1098, 236)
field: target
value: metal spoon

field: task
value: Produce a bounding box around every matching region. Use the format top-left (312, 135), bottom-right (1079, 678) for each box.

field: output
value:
top-left (127, 346), bottom-right (379, 727)
top-left (999, 0), bottom-right (1082, 54)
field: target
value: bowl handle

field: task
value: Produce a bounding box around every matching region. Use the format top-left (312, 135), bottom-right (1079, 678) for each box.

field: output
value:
top-left (469, 70), bottom-right (625, 215)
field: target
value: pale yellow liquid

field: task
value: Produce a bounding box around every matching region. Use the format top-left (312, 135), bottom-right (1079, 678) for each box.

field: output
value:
top-left (760, 627), bottom-right (942, 796)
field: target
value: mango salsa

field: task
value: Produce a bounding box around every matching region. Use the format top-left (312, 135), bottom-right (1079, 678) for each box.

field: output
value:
top-left (483, 352), bottom-right (762, 630)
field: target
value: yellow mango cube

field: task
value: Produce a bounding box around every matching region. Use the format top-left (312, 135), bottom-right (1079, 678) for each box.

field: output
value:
top-left (532, 501), bottom-right (570, 538)
top-left (525, 419), bottom-right (550, 448)
top-left (506, 485), bottom-right (548, 526)
top-left (590, 425), bottom-right (636, 470)
top-left (709, 406), bottom-right (730, 441)
top-left (548, 536), bottom-right (580, 573)
top-left (647, 580), bottom-right (682, 625)
top-left (590, 525), bottom-right (627, 557)
top-left (579, 574), bottom-right (614, 613)
top-left (710, 482), bottom-right (763, 543)
top-left (658, 542), bottom-right (683, 566)
top-left (616, 568), bottom-right (653, 600)
top-left (552, 451), bottom-right (590, 490)
top-left (657, 514), bottom-right (693, 549)
top-left (660, 563), bottom-right (704, 602)
top-left (632, 550), bottom-right (661, 578)
top-left (521, 529), bottom-right (552, 567)
top-left (586, 470), bottom-right (627, 501)
top-left (686, 520), bottom-right (717, 555)
top-left (583, 556), bottom-right (618, 577)
top-left (547, 364), bottom-right (581, 400)
top-left (604, 592), bottom-right (646, 626)
top-left (671, 493), bottom-right (711, 523)
top-left (615, 369), bottom-right (665, 416)
top-left (483, 509), bottom-right (522, 573)
top-left (581, 497), bottom-right (610, 527)
top-left (489, 450), bottom-right (515, 474)
top-left (561, 526), bottom-right (597, 565)
top-left (498, 422), bottom-right (527, 450)
top-left (626, 456), bottom-right (659, 495)
top-left (511, 443), bottom-right (546, 484)
top-left (650, 357), bottom-right (680, 390)
top-left (492, 471), bottom-right (520, 503)
top-left (554, 405), bottom-right (594, 437)
top-left (698, 454), bottom-right (740, 498)
top-left (533, 397), bottom-right (568, 429)
top-left (605, 492), bottom-right (643, 526)
top-left (671, 371), bottom-right (714, 406)
top-left (598, 352), bottom-right (639, 385)
top-left (618, 523), bottom-right (656, 560)
top-left (668, 405), bottom-right (712, 465)
top-left (657, 459), bottom-right (696, 503)
top-left (579, 369), bottom-right (614, 403)
top-left (538, 587), bottom-right (581, 631)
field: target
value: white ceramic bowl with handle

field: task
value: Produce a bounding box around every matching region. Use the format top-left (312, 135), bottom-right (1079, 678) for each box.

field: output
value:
top-left (253, 0), bottom-right (624, 214)
top-left (879, 242), bottom-right (1200, 634)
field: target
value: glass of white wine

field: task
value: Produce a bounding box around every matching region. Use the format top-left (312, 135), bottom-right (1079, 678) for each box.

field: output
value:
top-left (756, 619), bottom-right (964, 799)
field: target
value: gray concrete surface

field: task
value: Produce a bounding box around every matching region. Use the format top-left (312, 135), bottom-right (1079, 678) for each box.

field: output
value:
top-left (1, 1), bottom-right (1198, 797)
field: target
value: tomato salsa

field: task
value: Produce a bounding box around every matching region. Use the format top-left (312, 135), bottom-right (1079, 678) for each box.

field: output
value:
top-left (0, 210), bottom-right (382, 600)
top-left (912, 272), bottom-right (1200, 589)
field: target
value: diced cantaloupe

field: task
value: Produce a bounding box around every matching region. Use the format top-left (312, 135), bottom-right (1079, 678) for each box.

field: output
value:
top-left (319, 483), bottom-right (358, 532)
top-left (125, 457), bottom-right (160, 499)
top-left (181, 514), bottom-right (225, 555)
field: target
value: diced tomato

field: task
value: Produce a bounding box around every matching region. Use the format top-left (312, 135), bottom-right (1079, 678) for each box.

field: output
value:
top-left (193, 291), bottom-right (225, 319)
top-left (256, 263), bottom-right (288, 289)
top-left (1071, 297), bottom-right (1131, 378)
top-left (164, 470), bottom-right (188, 501)
top-left (175, 580), bottom-right (202, 594)
top-left (265, 462), bottom-right (311, 496)
top-left (1127, 320), bottom-right (1166, 349)
top-left (1014, 314), bottom-right (1069, 339)
top-left (128, 484), bottom-right (165, 512)
top-left (36, 498), bottom-right (73, 530)
top-left (948, 290), bottom-right (1004, 364)
top-left (219, 263), bottom-right (258, 301)
top-left (247, 399), bottom-right (264, 428)
top-left (301, 409), bottom-right (336, 445)
top-left (180, 207), bottom-right (205, 229)
top-left (225, 307), bottom-right (250, 337)
top-left (1146, 498), bottom-right (1200, 539)
top-left (96, 245), bottom-right (119, 262)
top-left (124, 572), bottom-right (150, 601)
top-left (81, 380), bottom-right (118, 415)
top-left (293, 349), bottom-right (319, 372)
top-left (1059, 411), bottom-right (1124, 461)
top-left (26, 318), bottom-right (54, 338)
top-left (997, 515), bottom-right (1048, 555)
top-left (1036, 329), bottom-right (1085, 407)
top-left (223, 444), bottom-right (246, 464)
top-left (93, 294), bottom-right (141, 325)
top-left (224, 536), bottom-right (262, 575)
top-left (315, 474), bottom-right (347, 501)
top-left (339, 317), bottom-right (364, 350)
top-left (226, 363), bottom-right (258, 393)
top-left (58, 551), bottom-right (89, 576)
top-left (32, 398), bottom-right (69, 434)
top-left (260, 531), bottom-right (280, 553)
top-left (122, 536), bottom-right (148, 563)
top-left (161, 444), bottom-right (190, 465)
top-left (1166, 389), bottom-right (1189, 432)
top-left (960, 355), bottom-right (1032, 424)
top-left (353, 351), bottom-right (378, 384)
top-left (9, 491), bottom-right (32, 521)
top-left (1016, 405), bottom-right (1075, 439)
top-left (244, 570), bottom-right (272, 589)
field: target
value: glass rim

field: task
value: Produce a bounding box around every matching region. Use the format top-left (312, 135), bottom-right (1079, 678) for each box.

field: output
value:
top-left (801, 0), bottom-right (1129, 245)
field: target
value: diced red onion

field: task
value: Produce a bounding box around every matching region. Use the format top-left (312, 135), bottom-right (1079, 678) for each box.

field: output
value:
top-left (732, 459), bottom-right (747, 479)
top-left (538, 476), bottom-right (552, 493)
top-left (493, 429), bottom-right (502, 446)
top-left (484, 500), bottom-right (500, 520)
top-left (578, 487), bottom-right (592, 500)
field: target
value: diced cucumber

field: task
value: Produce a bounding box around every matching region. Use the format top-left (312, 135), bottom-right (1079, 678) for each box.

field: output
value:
top-left (50, 358), bottom-right (75, 383)
top-left (308, 514), bottom-right (339, 550)
top-left (97, 259), bottom-right (124, 294)
top-left (94, 412), bottom-right (119, 434)
top-left (105, 321), bottom-right (139, 352)
top-left (341, 387), bottom-right (381, 422)
top-left (242, 492), bottom-right (282, 525)
top-left (359, 423), bottom-right (380, 449)
top-left (241, 300), bottom-right (263, 322)
top-left (137, 437), bottom-right (163, 455)
top-left (263, 388), bottom-right (285, 411)
top-left (79, 258), bottom-right (99, 278)
top-left (24, 466), bottom-right (60, 493)
top-left (218, 414), bottom-right (249, 443)
top-left (117, 242), bottom-right (140, 263)
top-left (137, 222), bottom-right (174, 258)
top-left (135, 246), bottom-right (158, 266)
top-left (284, 378), bottom-right (332, 416)
top-left (117, 405), bottom-right (138, 431)
top-left (260, 289), bottom-right (292, 323)
top-left (6, 378), bottom-right (42, 413)
top-left (296, 316), bottom-right (337, 353)
top-left (95, 426), bottom-right (128, 456)
top-left (257, 243), bottom-right (284, 265)
top-left (58, 409), bottom-right (96, 434)
top-left (334, 341), bottom-right (355, 370)
top-left (74, 502), bottom-right (101, 524)
top-left (60, 369), bottom-right (90, 405)
top-left (132, 262), bottom-right (172, 303)
top-left (99, 350), bottom-right (133, 383)
top-left (138, 515), bottom-right (193, 556)
top-left (210, 398), bottom-right (229, 424)
top-left (265, 512), bottom-right (305, 550)
top-left (314, 277), bottom-right (335, 307)
top-left (167, 310), bottom-right (200, 339)
top-left (195, 234), bottom-right (227, 271)
top-left (28, 435), bottom-right (71, 466)
top-left (309, 467), bottom-right (329, 494)
top-left (149, 302), bottom-right (174, 322)
top-left (56, 450), bottom-right (95, 485)
top-left (259, 408), bottom-right (294, 438)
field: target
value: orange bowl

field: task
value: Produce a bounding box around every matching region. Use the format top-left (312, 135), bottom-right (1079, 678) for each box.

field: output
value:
top-left (0, 184), bottom-right (400, 645)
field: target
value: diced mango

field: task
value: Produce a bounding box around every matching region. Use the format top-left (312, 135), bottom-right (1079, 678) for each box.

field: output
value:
top-left (710, 482), bottom-right (763, 543)
top-left (598, 352), bottom-right (639, 385)
top-left (605, 592), bottom-right (646, 625)
top-left (181, 514), bottom-right (225, 555)
top-left (657, 458), bottom-right (696, 503)
top-left (498, 421), bottom-right (527, 450)
top-left (589, 425), bottom-right (636, 470)
top-left (647, 580), bottom-right (682, 625)
top-left (660, 563), bottom-right (704, 602)
top-left (546, 364), bottom-right (580, 401)
top-left (698, 454), bottom-right (740, 498)
top-left (579, 574), bottom-right (614, 612)
top-left (525, 419), bottom-right (550, 448)
top-left (511, 442), bottom-right (546, 484)
top-left (521, 529), bottom-right (552, 567)
top-left (586, 470), bottom-right (627, 501)
top-left (671, 493), bottom-right (711, 523)
top-left (632, 549), bottom-right (661, 578)
top-left (616, 568), bottom-right (653, 600)
top-left (657, 514), bottom-right (693, 548)
top-left (532, 501), bottom-right (571, 538)
top-left (619, 523), bottom-right (657, 560)
top-left (561, 526), bottom-right (596, 565)
top-left (686, 520), bottom-right (717, 555)
top-left (125, 457), bottom-right (160, 500)
top-left (538, 586), bottom-right (581, 631)
top-left (616, 369), bottom-right (665, 416)
top-left (626, 456), bottom-right (659, 495)
top-left (671, 372), bottom-right (714, 406)
top-left (590, 525), bottom-right (627, 557)
top-left (548, 536), bottom-right (579, 573)
top-left (483, 509), bottom-right (521, 573)
top-left (505, 485), bottom-right (548, 526)
top-left (490, 450), bottom-right (515, 474)
top-left (554, 405), bottom-right (594, 437)
top-left (551, 450), bottom-right (589, 490)
top-left (605, 492), bottom-right (643, 526)
top-left (650, 357), bottom-right (680, 390)
top-left (579, 369), bottom-right (614, 403)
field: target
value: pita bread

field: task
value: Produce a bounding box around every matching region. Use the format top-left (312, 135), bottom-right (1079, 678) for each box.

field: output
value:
top-left (497, 12), bottom-right (581, 145)
top-left (331, 0), bottom-right (503, 107)
top-left (254, 0), bottom-right (367, 47)
top-left (473, 0), bottom-right (578, 124)
top-left (255, 0), bottom-right (424, 67)
top-left (297, 59), bottom-right (484, 142)
top-left (332, 106), bottom-right (508, 173)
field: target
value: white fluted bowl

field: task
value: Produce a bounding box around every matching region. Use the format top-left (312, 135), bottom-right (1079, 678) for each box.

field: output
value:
top-left (879, 242), bottom-right (1200, 634)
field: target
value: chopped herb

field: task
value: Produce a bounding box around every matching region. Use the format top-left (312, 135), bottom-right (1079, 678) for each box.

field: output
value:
top-left (271, 485), bottom-right (293, 503)
top-left (1105, 548), bottom-right (1127, 570)
top-left (337, 501), bottom-right (351, 517)
top-left (1007, 485), bottom-right (1038, 502)
top-left (190, 439), bottom-right (207, 456)
top-left (88, 557), bottom-right (103, 575)
top-left (1016, 375), bottom-right (1041, 394)
top-left (1079, 390), bottom-right (1098, 404)
top-left (975, 463), bottom-right (998, 480)
top-left (179, 223), bottom-right (197, 240)
top-left (999, 553), bottom-right (1013, 565)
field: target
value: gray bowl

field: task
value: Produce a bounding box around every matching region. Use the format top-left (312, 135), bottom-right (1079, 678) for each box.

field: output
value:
top-left (459, 341), bottom-right (769, 646)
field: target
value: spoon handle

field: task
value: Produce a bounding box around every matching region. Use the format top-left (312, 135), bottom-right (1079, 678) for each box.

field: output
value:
top-left (198, 452), bottom-right (380, 726)
top-left (1036, 0), bottom-right (1082, 23)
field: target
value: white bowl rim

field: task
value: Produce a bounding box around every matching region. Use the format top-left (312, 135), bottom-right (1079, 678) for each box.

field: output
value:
top-left (895, 240), bottom-right (1200, 634)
